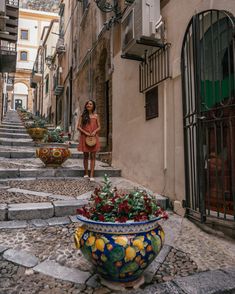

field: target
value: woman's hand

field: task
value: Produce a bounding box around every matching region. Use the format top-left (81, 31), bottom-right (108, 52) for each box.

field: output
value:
top-left (90, 131), bottom-right (96, 136)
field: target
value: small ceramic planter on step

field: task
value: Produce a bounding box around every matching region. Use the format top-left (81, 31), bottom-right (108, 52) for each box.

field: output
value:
top-left (74, 216), bottom-right (164, 285)
top-left (36, 143), bottom-right (71, 167)
top-left (28, 128), bottom-right (47, 142)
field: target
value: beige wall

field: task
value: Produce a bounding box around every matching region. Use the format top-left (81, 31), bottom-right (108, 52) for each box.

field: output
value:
top-left (112, 0), bottom-right (235, 202)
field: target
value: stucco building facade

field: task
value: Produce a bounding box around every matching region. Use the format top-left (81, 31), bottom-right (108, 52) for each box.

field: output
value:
top-left (13, 8), bottom-right (58, 111)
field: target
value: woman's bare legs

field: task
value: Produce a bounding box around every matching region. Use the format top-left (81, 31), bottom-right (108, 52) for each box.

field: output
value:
top-left (83, 152), bottom-right (89, 176)
top-left (90, 152), bottom-right (96, 178)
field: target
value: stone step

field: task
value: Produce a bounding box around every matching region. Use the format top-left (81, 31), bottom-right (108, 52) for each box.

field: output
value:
top-left (2, 121), bottom-right (23, 126)
top-left (0, 128), bottom-right (27, 134)
top-left (0, 132), bottom-right (31, 139)
top-left (0, 167), bottom-right (121, 179)
top-left (0, 138), bottom-right (34, 147)
top-left (0, 150), bottom-right (83, 159)
top-left (0, 124), bottom-right (25, 130)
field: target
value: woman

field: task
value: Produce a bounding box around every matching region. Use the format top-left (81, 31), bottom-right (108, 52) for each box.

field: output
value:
top-left (77, 100), bottom-right (101, 181)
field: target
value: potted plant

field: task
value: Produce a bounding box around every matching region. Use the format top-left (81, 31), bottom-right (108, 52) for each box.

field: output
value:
top-left (36, 126), bottom-right (71, 167)
top-left (74, 175), bottom-right (168, 286)
top-left (26, 117), bottom-right (47, 142)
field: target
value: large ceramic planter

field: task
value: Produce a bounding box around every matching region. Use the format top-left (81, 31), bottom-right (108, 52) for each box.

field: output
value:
top-left (28, 128), bottom-right (47, 142)
top-left (74, 216), bottom-right (164, 284)
top-left (36, 143), bottom-right (71, 167)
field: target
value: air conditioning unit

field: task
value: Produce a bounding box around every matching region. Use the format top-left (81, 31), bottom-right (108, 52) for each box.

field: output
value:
top-left (121, 0), bottom-right (163, 57)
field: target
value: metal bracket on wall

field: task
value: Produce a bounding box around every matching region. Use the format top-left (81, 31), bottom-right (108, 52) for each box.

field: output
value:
top-left (121, 53), bottom-right (145, 62)
top-left (136, 37), bottom-right (165, 48)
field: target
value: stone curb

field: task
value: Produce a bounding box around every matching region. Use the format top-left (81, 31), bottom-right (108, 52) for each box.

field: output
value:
top-left (0, 215), bottom-right (81, 229)
top-left (0, 168), bottom-right (121, 179)
top-left (0, 199), bottom-right (88, 221)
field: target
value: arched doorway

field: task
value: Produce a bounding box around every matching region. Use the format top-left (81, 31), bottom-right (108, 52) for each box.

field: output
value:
top-left (182, 10), bottom-right (235, 222)
top-left (13, 82), bottom-right (29, 110)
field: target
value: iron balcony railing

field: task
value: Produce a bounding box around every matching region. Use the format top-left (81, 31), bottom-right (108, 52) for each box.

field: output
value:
top-left (6, 0), bottom-right (19, 7)
top-left (139, 43), bottom-right (171, 93)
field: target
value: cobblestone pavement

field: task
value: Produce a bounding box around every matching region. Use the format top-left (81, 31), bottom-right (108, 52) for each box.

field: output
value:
top-left (0, 179), bottom-right (97, 204)
top-left (6, 179), bottom-right (96, 197)
top-left (160, 213), bottom-right (235, 272)
top-left (0, 190), bottom-right (52, 204)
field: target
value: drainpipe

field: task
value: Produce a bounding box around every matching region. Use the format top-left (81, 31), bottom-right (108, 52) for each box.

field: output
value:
top-left (163, 80), bottom-right (167, 171)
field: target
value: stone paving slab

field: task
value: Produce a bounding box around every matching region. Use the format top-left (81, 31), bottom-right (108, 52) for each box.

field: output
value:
top-left (174, 268), bottom-right (235, 294)
top-left (3, 248), bottom-right (39, 268)
top-left (53, 199), bottom-right (88, 217)
top-left (8, 202), bottom-right (54, 220)
top-left (46, 216), bottom-right (70, 226)
top-left (28, 218), bottom-right (48, 228)
top-left (0, 245), bottom-right (9, 253)
top-left (33, 260), bottom-right (92, 284)
top-left (129, 281), bottom-right (184, 294)
top-left (7, 187), bottom-right (52, 197)
top-left (0, 204), bottom-right (7, 220)
top-left (0, 220), bottom-right (28, 229)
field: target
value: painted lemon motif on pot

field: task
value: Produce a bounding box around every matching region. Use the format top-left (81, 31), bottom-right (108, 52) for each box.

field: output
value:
top-left (125, 246), bottom-right (136, 261)
top-left (95, 239), bottom-right (105, 252)
top-left (132, 239), bottom-right (144, 250)
top-left (114, 236), bottom-right (128, 247)
top-left (86, 236), bottom-right (95, 246)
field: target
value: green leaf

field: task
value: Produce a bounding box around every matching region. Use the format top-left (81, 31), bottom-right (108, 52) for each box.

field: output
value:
top-left (104, 261), bottom-right (119, 277)
top-left (109, 246), bottom-right (125, 262)
top-left (120, 262), bottom-right (139, 274)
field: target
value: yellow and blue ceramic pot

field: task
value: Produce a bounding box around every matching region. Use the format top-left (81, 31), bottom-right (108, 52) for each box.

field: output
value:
top-left (74, 216), bottom-right (164, 283)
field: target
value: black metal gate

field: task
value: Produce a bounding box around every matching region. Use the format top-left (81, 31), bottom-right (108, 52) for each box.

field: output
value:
top-left (181, 10), bottom-right (235, 222)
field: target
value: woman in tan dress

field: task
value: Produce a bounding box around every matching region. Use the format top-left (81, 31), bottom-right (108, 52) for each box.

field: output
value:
top-left (77, 100), bottom-right (101, 181)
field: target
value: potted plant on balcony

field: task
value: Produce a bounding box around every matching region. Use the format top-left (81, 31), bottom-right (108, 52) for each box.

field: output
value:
top-left (74, 175), bottom-right (168, 287)
top-left (36, 126), bottom-right (71, 167)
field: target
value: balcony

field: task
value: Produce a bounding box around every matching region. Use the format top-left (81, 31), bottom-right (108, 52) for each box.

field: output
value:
top-left (31, 68), bottom-right (42, 84)
top-left (6, 0), bottom-right (19, 8)
top-left (6, 75), bottom-right (14, 91)
top-left (0, 45), bottom-right (17, 72)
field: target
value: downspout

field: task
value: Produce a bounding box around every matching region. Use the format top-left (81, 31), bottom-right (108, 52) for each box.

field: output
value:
top-left (163, 80), bottom-right (167, 171)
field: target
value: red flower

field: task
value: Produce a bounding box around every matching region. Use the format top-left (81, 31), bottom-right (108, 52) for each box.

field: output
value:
top-left (101, 204), bottom-right (113, 213)
top-left (118, 200), bottom-right (130, 214)
top-left (94, 196), bottom-right (102, 204)
top-left (98, 215), bottom-right (105, 221)
top-left (115, 216), bottom-right (128, 223)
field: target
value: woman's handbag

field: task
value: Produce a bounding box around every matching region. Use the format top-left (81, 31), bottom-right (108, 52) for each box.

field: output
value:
top-left (85, 136), bottom-right (97, 147)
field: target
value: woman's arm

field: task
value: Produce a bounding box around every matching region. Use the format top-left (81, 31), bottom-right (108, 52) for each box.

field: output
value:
top-left (77, 116), bottom-right (90, 136)
top-left (91, 114), bottom-right (101, 136)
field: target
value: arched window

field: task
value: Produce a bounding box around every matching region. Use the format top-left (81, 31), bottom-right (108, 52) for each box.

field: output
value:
top-left (20, 51), bottom-right (28, 61)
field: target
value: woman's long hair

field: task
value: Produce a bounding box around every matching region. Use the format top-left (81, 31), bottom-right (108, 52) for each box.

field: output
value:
top-left (81, 100), bottom-right (96, 126)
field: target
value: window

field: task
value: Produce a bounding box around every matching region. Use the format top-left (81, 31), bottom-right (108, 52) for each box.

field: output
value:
top-left (45, 75), bottom-right (49, 94)
top-left (20, 29), bottom-right (29, 40)
top-left (145, 86), bottom-right (158, 120)
top-left (20, 51), bottom-right (28, 61)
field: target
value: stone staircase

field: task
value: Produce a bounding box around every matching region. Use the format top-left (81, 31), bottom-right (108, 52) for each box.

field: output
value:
top-left (0, 111), bottom-right (121, 179)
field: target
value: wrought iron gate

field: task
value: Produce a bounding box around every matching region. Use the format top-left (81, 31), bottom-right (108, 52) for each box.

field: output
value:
top-left (181, 10), bottom-right (235, 222)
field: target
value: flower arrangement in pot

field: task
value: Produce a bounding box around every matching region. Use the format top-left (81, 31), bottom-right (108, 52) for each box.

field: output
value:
top-left (25, 117), bottom-right (47, 141)
top-left (36, 126), bottom-right (71, 167)
top-left (74, 175), bottom-right (168, 286)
